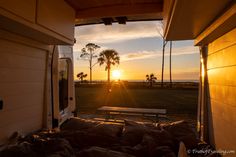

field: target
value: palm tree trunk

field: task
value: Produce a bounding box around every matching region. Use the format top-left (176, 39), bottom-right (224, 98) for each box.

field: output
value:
top-left (89, 63), bottom-right (92, 83)
top-left (161, 39), bottom-right (166, 88)
top-left (169, 41), bottom-right (172, 88)
top-left (89, 51), bottom-right (92, 84)
top-left (108, 66), bottom-right (110, 83)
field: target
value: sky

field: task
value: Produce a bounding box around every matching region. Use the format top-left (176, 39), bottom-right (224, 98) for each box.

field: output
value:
top-left (73, 21), bottom-right (200, 82)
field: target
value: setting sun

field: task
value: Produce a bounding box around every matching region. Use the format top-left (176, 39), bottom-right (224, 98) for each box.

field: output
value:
top-left (112, 70), bottom-right (121, 80)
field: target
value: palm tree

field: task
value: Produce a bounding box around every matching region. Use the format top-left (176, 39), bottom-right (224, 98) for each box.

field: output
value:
top-left (146, 73), bottom-right (157, 87)
top-left (169, 41), bottom-right (172, 88)
top-left (77, 72), bottom-right (87, 83)
top-left (156, 22), bottom-right (168, 88)
top-left (97, 49), bottom-right (120, 83)
top-left (80, 43), bottom-right (100, 83)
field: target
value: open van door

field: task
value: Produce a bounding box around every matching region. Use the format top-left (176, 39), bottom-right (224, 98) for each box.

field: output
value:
top-left (52, 46), bottom-right (75, 127)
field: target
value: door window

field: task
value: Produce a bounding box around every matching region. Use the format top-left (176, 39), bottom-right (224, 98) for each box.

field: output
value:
top-left (58, 59), bottom-right (69, 111)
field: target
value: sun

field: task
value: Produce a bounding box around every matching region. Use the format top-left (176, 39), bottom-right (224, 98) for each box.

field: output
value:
top-left (112, 70), bottom-right (121, 80)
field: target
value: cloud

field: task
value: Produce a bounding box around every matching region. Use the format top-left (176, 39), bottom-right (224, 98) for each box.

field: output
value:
top-left (74, 21), bottom-right (162, 48)
top-left (171, 71), bottom-right (199, 80)
top-left (120, 46), bottom-right (199, 61)
top-left (121, 51), bottom-right (157, 61)
top-left (74, 43), bottom-right (199, 62)
top-left (126, 51), bottom-right (155, 59)
top-left (73, 21), bottom-right (198, 63)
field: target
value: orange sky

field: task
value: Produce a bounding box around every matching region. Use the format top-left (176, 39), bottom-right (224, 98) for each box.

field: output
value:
top-left (73, 21), bottom-right (200, 82)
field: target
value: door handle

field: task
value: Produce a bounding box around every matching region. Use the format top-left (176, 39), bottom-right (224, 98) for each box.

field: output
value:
top-left (0, 98), bottom-right (3, 110)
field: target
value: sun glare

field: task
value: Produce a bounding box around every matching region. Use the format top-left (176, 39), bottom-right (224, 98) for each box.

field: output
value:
top-left (112, 70), bottom-right (121, 80)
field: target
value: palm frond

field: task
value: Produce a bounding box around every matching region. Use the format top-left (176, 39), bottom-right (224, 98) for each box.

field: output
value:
top-left (97, 49), bottom-right (120, 73)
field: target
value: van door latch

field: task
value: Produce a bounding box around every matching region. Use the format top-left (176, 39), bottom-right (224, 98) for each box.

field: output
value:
top-left (0, 98), bottom-right (3, 110)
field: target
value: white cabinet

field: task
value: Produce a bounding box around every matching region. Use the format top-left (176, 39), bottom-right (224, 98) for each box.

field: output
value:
top-left (0, 0), bottom-right (36, 23)
top-left (37, 0), bottom-right (75, 41)
top-left (0, 0), bottom-right (75, 45)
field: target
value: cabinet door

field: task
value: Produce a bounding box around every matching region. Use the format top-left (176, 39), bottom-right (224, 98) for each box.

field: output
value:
top-left (0, 0), bottom-right (36, 23)
top-left (37, 0), bottom-right (75, 41)
top-left (0, 33), bottom-right (46, 143)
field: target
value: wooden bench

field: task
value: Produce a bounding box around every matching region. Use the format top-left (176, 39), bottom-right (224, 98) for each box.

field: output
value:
top-left (97, 106), bottom-right (167, 121)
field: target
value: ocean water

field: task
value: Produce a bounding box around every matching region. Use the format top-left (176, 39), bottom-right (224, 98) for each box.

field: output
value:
top-left (124, 79), bottom-right (199, 82)
top-left (75, 79), bottom-right (199, 83)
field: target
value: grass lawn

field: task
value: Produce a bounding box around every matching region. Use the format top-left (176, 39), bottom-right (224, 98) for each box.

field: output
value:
top-left (75, 82), bottom-right (198, 116)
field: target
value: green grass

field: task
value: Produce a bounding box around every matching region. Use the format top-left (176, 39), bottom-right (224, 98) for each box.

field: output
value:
top-left (75, 83), bottom-right (198, 115)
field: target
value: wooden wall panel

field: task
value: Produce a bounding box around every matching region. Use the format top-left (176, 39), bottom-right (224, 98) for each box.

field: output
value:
top-left (206, 28), bottom-right (236, 152)
top-left (0, 39), bottom-right (46, 58)
top-left (211, 114), bottom-right (236, 151)
top-left (0, 88), bottom-right (44, 111)
top-left (207, 44), bottom-right (236, 69)
top-left (209, 84), bottom-right (236, 107)
top-left (207, 66), bottom-right (236, 86)
top-left (210, 99), bottom-right (236, 128)
top-left (0, 118), bottom-right (42, 144)
top-left (0, 104), bottom-right (42, 128)
top-left (0, 52), bottom-right (45, 70)
top-left (0, 82), bottom-right (43, 97)
top-left (208, 28), bottom-right (236, 54)
top-left (0, 68), bottom-right (45, 83)
top-left (0, 35), bottom-right (47, 143)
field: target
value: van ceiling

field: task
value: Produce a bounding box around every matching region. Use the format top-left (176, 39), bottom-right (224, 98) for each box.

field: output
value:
top-left (65, 0), bottom-right (163, 26)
